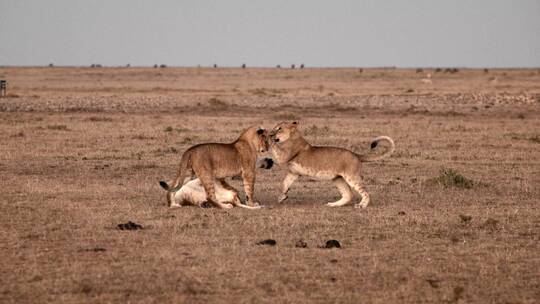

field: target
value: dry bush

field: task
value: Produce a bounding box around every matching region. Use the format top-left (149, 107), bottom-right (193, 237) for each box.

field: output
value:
top-left (208, 97), bottom-right (227, 108)
top-left (87, 116), bottom-right (113, 122)
top-left (529, 135), bottom-right (540, 143)
top-left (46, 124), bottom-right (69, 131)
top-left (429, 168), bottom-right (474, 189)
top-left (164, 126), bottom-right (190, 133)
top-left (303, 124), bottom-right (330, 136)
top-left (272, 112), bottom-right (298, 120)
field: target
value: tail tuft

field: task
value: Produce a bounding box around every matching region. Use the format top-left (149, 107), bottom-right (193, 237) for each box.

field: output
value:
top-left (256, 157), bottom-right (274, 169)
top-left (362, 136), bottom-right (395, 162)
top-left (159, 181), bottom-right (169, 190)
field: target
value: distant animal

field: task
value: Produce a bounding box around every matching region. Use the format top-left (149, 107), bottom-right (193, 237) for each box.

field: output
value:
top-left (421, 73), bottom-right (432, 84)
top-left (159, 126), bottom-right (269, 209)
top-left (269, 122), bottom-right (394, 208)
top-left (168, 158), bottom-right (274, 209)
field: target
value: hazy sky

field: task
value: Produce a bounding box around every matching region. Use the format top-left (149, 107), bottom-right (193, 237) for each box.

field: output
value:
top-left (1, 0), bottom-right (539, 67)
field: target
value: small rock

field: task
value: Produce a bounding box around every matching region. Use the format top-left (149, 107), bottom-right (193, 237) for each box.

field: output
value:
top-left (459, 214), bottom-right (472, 222)
top-left (398, 211), bottom-right (406, 216)
top-left (257, 239), bottom-right (276, 246)
top-left (117, 221), bottom-right (143, 230)
top-left (330, 259), bottom-right (338, 263)
top-left (325, 240), bottom-right (341, 249)
top-left (452, 286), bottom-right (465, 302)
top-left (480, 218), bottom-right (499, 230)
top-left (450, 235), bottom-right (461, 243)
top-left (295, 240), bottom-right (308, 248)
top-left (426, 278), bottom-right (441, 288)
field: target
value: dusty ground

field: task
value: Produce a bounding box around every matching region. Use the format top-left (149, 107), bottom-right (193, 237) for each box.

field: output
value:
top-left (0, 67), bottom-right (539, 303)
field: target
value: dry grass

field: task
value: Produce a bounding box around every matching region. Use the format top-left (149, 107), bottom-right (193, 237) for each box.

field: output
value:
top-left (0, 67), bottom-right (539, 303)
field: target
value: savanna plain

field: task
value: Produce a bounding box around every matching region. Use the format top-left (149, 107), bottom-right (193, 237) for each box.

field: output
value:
top-left (0, 67), bottom-right (539, 303)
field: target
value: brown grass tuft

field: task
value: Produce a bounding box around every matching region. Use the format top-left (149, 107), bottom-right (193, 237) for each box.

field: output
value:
top-left (429, 168), bottom-right (475, 189)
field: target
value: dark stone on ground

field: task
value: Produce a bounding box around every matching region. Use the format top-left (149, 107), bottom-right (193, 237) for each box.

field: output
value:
top-left (117, 221), bottom-right (143, 230)
top-left (325, 240), bottom-right (341, 248)
top-left (459, 214), bottom-right (472, 222)
top-left (295, 240), bottom-right (308, 248)
top-left (257, 239), bottom-right (277, 246)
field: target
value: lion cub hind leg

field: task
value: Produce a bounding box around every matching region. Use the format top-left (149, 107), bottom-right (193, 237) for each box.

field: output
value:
top-left (232, 196), bottom-right (262, 209)
top-left (219, 179), bottom-right (262, 209)
top-left (198, 173), bottom-right (233, 209)
top-left (344, 176), bottom-right (371, 208)
top-left (327, 177), bottom-right (353, 207)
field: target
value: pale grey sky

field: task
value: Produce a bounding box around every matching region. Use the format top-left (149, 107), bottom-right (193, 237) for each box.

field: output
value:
top-left (1, 0), bottom-right (539, 67)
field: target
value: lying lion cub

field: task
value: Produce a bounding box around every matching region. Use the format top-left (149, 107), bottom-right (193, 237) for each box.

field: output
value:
top-left (160, 126), bottom-right (268, 209)
top-left (269, 121), bottom-right (395, 208)
top-left (168, 158), bottom-right (274, 209)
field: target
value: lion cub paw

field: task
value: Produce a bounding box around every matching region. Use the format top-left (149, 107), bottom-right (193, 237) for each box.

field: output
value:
top-left (221, 203), bottom-right (234, 209)
top-left (354, 202), bottom-right (369, 209)
top-left (326, 202), bottom-right (341, 207)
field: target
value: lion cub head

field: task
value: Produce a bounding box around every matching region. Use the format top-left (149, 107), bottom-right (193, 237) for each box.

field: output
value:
top-left (242, 126), bottom-right (269, 153)
top-left (270, 121), bottom-right (298, 143)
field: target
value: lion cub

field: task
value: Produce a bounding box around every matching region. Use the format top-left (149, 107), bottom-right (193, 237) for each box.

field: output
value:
top-left (168, 158), bottom-right (274, 209)
top-left (269, 121), bottom-right (395, 208)
top-left (160, 126), bottom-right (268, 209)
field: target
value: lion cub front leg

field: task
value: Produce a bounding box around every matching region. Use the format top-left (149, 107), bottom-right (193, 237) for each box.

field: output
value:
top-left (241, 170), bottom-right (258, 207)
top-left (279, 172), bottom-right (299, 203)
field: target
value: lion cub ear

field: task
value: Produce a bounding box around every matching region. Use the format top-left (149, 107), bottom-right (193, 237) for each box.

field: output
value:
top-left (257, 128), bottom-right (265, 135)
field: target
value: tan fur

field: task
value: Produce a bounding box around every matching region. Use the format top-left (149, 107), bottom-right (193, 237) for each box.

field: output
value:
top-left (269, 121), bottom-right (395, 208)
top-left (160, 126), bottom-right (268, 209)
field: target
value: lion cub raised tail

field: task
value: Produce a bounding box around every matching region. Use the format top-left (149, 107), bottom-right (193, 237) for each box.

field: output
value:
top-left (269, 121), bottom-right (395, 209)
top-left (159, 126), bottom-right (268, 209)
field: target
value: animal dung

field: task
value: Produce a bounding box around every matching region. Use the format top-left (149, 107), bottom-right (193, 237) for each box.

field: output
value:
top-left (117, 221), bottom-right (143, 230)
top-left (459, 214), bottom-right (472, 223)
top-left (295, 240), bottom-right (308, 248)
top-left (324, 240), bottom-right (341, 248)
top-left (256, 239), bottom-right (277, 246)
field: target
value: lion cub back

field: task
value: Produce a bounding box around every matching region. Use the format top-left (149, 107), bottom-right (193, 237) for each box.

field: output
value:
top-left (291, 146), bottom-right (361, 179)
top-left (189, 143), bottom-right (242, 177)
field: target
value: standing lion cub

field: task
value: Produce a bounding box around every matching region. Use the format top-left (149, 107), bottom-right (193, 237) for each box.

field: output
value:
top-left (269, 121), bottom-right (395, 208)
top-left (168, 158), bottom-right (274, 209)
top-left (159, 126), bottom-right (268, 209)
